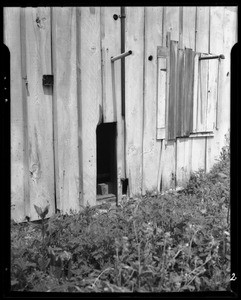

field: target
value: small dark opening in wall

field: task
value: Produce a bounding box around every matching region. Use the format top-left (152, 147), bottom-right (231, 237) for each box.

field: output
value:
top-left (121, 178), bottom-right (128, 195)
top-left (96, 122), bottom-right (117, 198)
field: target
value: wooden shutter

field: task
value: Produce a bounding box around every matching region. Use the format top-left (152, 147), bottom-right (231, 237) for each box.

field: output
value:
top-left (183, 48), bottom-right (194, 136)
top-left (192, 53), bottom-right (219, 133)
top-left (206, 59), bottom-right (219, 131)
top-left (168, 40), bottom-right (178, 140)
top-left (176, 48), bottom-right (184, 137)
top-left (156, 46), bottom-right (169, 140)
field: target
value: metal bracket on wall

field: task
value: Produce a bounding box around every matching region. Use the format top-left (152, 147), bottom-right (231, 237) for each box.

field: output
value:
top-left (113, 14), bottom-right (126, 20)
top-left (111, 50), bottom-right (132, 62)
top-left (199, 54), bottom-right (225, 60)
top-left (42, 75), bottom-right (54, 86)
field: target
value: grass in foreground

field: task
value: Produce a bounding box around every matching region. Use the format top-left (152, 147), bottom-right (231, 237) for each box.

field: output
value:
top-left (11, 134), bottom-right (230, 292)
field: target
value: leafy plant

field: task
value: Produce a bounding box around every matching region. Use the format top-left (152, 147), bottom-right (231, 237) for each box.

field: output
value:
top-left (11, 132), bottom-right (230, 292)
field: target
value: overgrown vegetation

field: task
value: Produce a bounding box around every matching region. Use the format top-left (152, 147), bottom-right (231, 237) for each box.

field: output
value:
top-left (11, 132), bottom-right (230, 292)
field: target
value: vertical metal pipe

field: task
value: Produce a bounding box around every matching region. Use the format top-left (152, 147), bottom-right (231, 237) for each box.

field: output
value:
top-left (121, 6), bottom-right (125, 117)
top-left (120, 6), bottom-right (127, 181)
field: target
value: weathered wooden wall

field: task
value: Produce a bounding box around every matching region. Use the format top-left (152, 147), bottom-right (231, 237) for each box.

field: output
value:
top-left (4, 6), bottom-right (237, 221)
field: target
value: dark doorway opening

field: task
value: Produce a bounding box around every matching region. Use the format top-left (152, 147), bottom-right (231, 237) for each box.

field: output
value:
top-left (96, 122), bottom-right (117, 202)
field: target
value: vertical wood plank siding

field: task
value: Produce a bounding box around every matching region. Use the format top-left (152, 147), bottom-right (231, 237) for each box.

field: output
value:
top-left (4, 8), bottom-right (26, 222)
top-left (24, 8), bottom-right (55, 220)
top-left (160, 7), bottom-right (179, 191)
top-left (101, 7), bottom-right (121, 123)
top-left (77, 7), bottom-right (102, 206)
top-left (125, 7), bottom-right (144, 197)
top-left (166, 7), bottom-right (179, 41)
top-left (176, 49), bottom-right (184, 137)
top-left (168, 41), bottom-right (178, 140)
top-left (5, 7), bottom-right (236, 221)
top-left (182, 7), bottom-right (196, 50)
top-left (52, 8), bottom-right (80, 213)
top-left (156, 56), bottom-right (167, 139)
top-left (183, 48), bottom-right (194, 136)
top-left (100, 7), bottom-right (124, 203)
top-left (196, 7), bottom-right (209, 53)
top-left (142, 7), bottom-right (163, 194)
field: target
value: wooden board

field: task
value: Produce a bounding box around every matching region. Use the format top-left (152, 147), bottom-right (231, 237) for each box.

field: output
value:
top-left (159, 140), bottom-right (176, 191)
top-left (4, 8), bottom-right (26, 222)
top-left (192, 53), bottom-right (199, 132)
top-left (191, 138), bottom-right (206, 172)
top-left (77, 7), bottom-right (102, 206)
top-left (100, 7), bottom-right (121, 123)
top-left (210, 7), bottom-right (224, 55)
top-left (206, 59), bottom-right (218, 131)
top-left (52, 7), bottom-right (80, 213)
top-left (142, 7), bottom-right (163, 194)
top-left (212, 7), bottom-right (237, 154)
top-left (24, 7), bottom-right (55, 220)
top-left (176, 138), bottom-right (192, 187)
top-left (165, 7), bottom-right (179, 42)
top-left (196, 55), bottom-right (209, 132)
top-left (176, 48), bottom-right (184, 137)
top-left (182, 7), bottom-right (196, 50)
top-left (157, 57), bottom-right (167, 139)
top-left (168, 40), bottom-right (178, 140)
top-left (183, 48), bottom-right (194, 136)
top-left (100, 7), bottom-right (123, 203)
top-left (205, 7), bottom-right (237, 168)
top-left (205, 137), bottom-right (216, 173)
top-left (195, 7), bottom-right (210, 53)
top-left (125, 7), bottom-right (144, 197)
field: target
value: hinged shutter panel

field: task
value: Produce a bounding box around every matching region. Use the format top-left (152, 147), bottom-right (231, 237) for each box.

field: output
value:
top-left (176, 48), bottom-right (194, 138)
top-left (156, 46), bottom-right (169, 140)
top-left (196, 54), bottom-right (209, 132)
top-left (192, 53), bottom-right (218, 133)
top-left (183, 48), bottom-right (194, 136)
top-left (176, 48), bottom-right (184, 137)
top-left (192, 53), bottom-right (199, 132)
top-left (168, 40), bottom-right (178, 140)
top-left (206, 59), bottom-right (219, 131)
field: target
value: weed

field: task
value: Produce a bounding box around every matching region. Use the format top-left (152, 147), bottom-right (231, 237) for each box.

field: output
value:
top-left (11, 133), bottom-right (230, 292)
